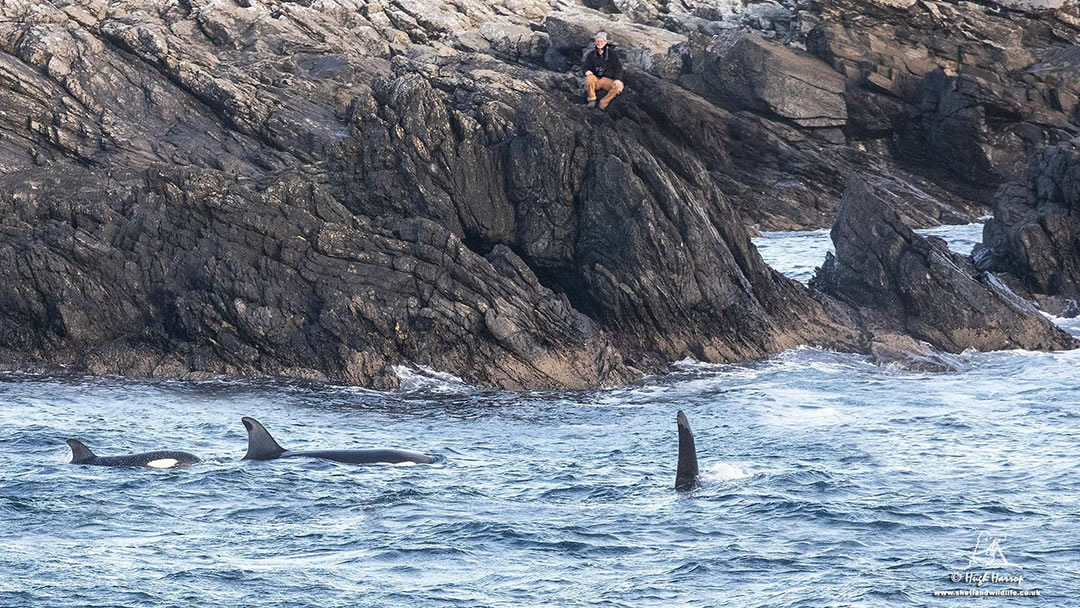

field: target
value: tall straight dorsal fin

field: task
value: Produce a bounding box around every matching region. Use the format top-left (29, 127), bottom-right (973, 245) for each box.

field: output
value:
top-left (241, 417), bottom-right (286, 460)
top-left (675, 410), bottom-right (700, 491)
top-left (67, 439), bottom-right (96, 464)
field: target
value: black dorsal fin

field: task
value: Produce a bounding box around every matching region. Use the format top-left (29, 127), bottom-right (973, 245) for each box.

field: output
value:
top-left (675, 410), bottom-right (700, 491)
top-left (67, 439), bottom-right (96, 464)
top-left (241, 417), bottom-right (286, 460)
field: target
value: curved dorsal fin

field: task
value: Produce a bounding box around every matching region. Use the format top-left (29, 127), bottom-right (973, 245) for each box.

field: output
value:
top-left (675, 410), bottom-right (700, 491)
top-left (67, 439), bottom-right (96, 464)
top-left (241, 417), bottom-right (286, 460)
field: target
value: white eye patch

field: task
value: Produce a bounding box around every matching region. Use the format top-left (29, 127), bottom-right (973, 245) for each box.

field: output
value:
top-left (146, 458), bottom-right (179, 469)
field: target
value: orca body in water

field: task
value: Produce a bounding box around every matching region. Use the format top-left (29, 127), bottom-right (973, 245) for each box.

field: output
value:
top-left (675, 410), bottom-right (700, 491)
top-left (241, 417), bottom-right (438, 465)
top-left (66, 439), bottom-right (201, 468)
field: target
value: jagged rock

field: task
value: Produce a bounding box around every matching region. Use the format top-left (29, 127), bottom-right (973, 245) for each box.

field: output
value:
top-left (1000, 0), bottom-right (1069, 9)
top-left (534, 3), bottom-right (988, 231)
top-left (456, 22), bottom-right (549, 64)
top-left (700, 31), bottom-right (847, 128)
top-left (612, 0), bottom-right (661, 23)
top-left (0, 165), bottom-right (640, 390)
top-left (804, 0), bottom-right (1080, 199)
top-left (976, 139), bottom-right (1080, 313)
top-left (742, 3), bottom-right (795, 34)
top-left (342, 53), bottom-right (861, 368)
top-left (633, 70), bottom-right (981, 230)
top-left (0, 0), bottom-right (868, 389)
top-left (811, 175), bottom-right (1078, 353)
top-left (1, 0), bottom-right (1069, 389)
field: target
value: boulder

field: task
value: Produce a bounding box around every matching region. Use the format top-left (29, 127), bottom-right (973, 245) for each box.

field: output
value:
top-left (869, 333), bottom-right (966, 373)
top-left (701, 32), bottom-right (847, 128)
top-left (975, 140), bottom-right (1080, 313)
top-left (811, 175), bottom-right (1078, 353)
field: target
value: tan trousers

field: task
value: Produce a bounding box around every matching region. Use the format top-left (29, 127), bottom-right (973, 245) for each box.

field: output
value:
top-left (585, 74), bottom-right (624, 108)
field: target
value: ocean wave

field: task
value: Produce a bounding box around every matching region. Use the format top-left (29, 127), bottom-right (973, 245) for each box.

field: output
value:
top-left (392, 365), bottom-right (471, 393)
top-left (701, 462), bottom-right (751, 482)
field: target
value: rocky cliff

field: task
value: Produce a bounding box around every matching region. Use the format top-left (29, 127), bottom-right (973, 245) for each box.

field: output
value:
top-left (1, 0), bottom-right (1077, 388)
top-left (975, 138), bottom-right (1080, 316)
top-left (812, 174), bottom-right (1078, 366)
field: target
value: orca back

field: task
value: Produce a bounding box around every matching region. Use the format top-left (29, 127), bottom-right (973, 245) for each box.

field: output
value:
top-left (675, 410), bottom-right (700, 491)
top-left (92, 451), bottom-right (201, 467)
top-left (282, 448), bottom-right (437, 465)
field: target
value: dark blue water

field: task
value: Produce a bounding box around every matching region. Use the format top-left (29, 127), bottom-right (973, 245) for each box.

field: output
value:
top-left (1, 224), bottom-right (1076, 607)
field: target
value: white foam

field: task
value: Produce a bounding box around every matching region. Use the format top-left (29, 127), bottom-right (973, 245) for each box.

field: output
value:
top-left (672, 357), bottom-right (711, 369)
top-left (701, 462), bottom-right (751, 482)
top-left (146, 458), bottom-right (179, 469)
top-left (392, 365), bottom-right (470, 392)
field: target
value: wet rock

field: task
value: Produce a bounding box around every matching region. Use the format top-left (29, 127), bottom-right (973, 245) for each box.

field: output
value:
top-left (869, 333), bottom-right (966, 373)
top-left (811, 175), bottom-right (1078, 353)
top-left (975, 140), bottom-right (1080, 312)
top-left (1, 0), bottom-right (1066, 389)
top-left (0, 166), bottom-right (638, 390)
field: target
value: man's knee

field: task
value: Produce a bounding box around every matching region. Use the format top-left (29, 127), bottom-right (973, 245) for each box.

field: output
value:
top-left (585, 74), bottom-right (598, 85)
top-left (613, 80), bottom-right (624, 93)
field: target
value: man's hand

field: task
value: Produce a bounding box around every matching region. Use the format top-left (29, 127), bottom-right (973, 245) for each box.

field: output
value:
top-left (585, 70), bottom-right (593, 76)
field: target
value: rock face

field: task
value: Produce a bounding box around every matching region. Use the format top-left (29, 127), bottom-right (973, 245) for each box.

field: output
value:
top-left (0, 166), bottom-right (646, 390)
top-left (805, 0), bottom-right (1080, 196)
top-left (0, 0), bottom-right (870, 389)
top-left (0, 0), bottom-right (1075, 388)
top-left (812, 175), bottom-right (1078, 354)
top-left (976, 139), bottom-right (1080, 314)
top-left (542, 4), bottom-right (990, 231)
top-left (701, 31), bottom-right (847, 128)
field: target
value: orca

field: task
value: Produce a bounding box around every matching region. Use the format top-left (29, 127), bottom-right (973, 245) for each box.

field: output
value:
top-left (66, 439), bottom-right (201, 468)
top-left (675, 410), bottom-right (700, 491)
top-left (240, 417), bottom-right (438, 465)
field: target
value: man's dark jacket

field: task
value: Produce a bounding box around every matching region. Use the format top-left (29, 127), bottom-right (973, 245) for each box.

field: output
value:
top-left (582, 45), bottom-right (623, 80)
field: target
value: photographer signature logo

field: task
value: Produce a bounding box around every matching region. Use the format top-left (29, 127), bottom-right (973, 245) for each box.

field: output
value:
top-left (937, 531), bottom-right (1035, 595)
top-left (966, 531), bottom-right (1019, 570)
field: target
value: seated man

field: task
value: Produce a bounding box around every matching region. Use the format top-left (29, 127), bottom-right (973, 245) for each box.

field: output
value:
top-left (583, 31), bottom-right (624, 110)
